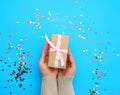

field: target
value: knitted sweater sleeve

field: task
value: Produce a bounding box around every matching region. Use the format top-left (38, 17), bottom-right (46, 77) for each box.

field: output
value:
top-left (57, 77), bottom-right (75, 95)
top-left (41, 77), bottom-right (58, 95)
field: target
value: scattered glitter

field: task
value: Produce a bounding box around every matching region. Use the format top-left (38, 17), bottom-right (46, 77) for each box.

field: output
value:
top-left (89, 88), bottom-right (99, 95)
top-left (16, 21), bottom-right (19, 25)
top-left (62, 32), bottom-right (64, 34)
top-left (28, 8), bottom-right (44, 30)
top-left (111, 92), bottom-right (115, 94)
top-left (47, 11), bottom-right (56, 22)
top-left (80, 13), bottom-right (83, 17)
top-left (8, 42), bottom-right (14, 50)
top-left (79, 21), bottom-right (82, 25)
top-left (0, 1), bottom-right (118, 94)
top-left (117, 54), bottom-right (120, 57)
top-left (28, 21), bottom-right (33, 25)
top-left (0, 39), bottom-right (33, 92)
top-left (48, 11), bottom-right (52, 16)
top-left (7, 58), bottom-right (11, 60)
top-left (25, 36), bottom-right (29, 40)
top-left (92, 68), bottom-right (108, 79)
top-left (95, 82), bottom-right (100, 87)
top-left (83, 49), bottom-right (89, 53)
top-left (78, 34), bottom-right (87, 40)
top-left (87, 27), bottom-right (91, 31)
top-left (66, 15), bottom-right (70, 19)
top-left (0, 59), bottom-right (2, 62)
top-left (41, 35), bottom-right (44, 38)
top-left (93, 49), bottom-right (105, 62)
top-left (10, 91), bottom-right (12, 94)
top-left (69, 21), bottom-right (72, 24)
top-left (2, 69), bottom-right (4, 71)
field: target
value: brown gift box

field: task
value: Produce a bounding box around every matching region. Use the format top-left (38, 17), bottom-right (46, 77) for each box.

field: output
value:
top-left (48, 34), bottom-right (69, 69)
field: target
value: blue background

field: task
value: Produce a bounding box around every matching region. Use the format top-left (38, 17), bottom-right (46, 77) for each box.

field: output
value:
top-left (0, 0), bottom-right (120, 95)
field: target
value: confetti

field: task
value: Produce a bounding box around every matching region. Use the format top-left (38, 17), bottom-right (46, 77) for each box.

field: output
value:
top-left (117, 54), bottom-right (120, 57)
top-left (0, 59), bottom-right (2, 62)
top-left (78, 34), bottom-right (87, 40)
top-left (10, 91), bottom-right (12, 94)
top-left (89, 48), bottom-right (109, 94)
top-left (93, 49), bottom-right (105, 62)
top-left (28, 8), bottom-right (44, 30)
top-left (0, 39), bottom-right (33, 92)
top-left (16, 21), bottom-right (19, 25)
top-left (89, 88), bottom-right (99, 95)
top-left (83, 49), bottom-right (89, 53)
top-left (0, 1), bottom-right (118, 95)
top-left (95, 82), bottom-right (100, 87)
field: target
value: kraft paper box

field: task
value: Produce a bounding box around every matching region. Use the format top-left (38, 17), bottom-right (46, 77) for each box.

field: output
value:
top-left (48, 34), bottom-right (69, 69)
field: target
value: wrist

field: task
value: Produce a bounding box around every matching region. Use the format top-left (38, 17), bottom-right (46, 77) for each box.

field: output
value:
top-left (57, 76), bottom-right (74, 84)
top-left (58, 74), bottom-right (74, 77)
top-left (57, 76), bottom-right (75, 95)
top-left (43, 74), bottom-right (57, 78)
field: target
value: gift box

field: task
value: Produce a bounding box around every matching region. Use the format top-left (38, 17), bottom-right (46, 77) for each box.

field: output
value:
top-left (45, 34), bottom-right (69, 69)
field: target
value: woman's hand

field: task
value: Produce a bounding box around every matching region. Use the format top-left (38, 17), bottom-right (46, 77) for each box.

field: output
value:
top-left (39, 42), bottom-right (58, 78)
top-left (58, 48), bottom-right (76, 77)
top-left (39, 42), bottom-right (76, 78)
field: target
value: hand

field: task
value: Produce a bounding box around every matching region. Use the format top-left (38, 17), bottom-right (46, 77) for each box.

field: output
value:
top-left (39, 42), bottom-right (58, 78)
top-left (58, 48), bottom-right (76, 77)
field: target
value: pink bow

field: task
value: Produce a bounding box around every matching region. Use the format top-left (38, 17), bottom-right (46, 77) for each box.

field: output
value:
top-left (45, 34), bottom-right (68, 67)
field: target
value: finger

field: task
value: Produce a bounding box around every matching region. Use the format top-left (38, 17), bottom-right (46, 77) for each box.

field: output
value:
top-left (50, 67), bottom-right (58, 71)
top-left (68, 48), bottom-right (75, 67)
top-left (40, 42), bottom-right (49, 63)
top-left (66, 54), bottom-right (71, 67)
top-left (68, 48), bottom-right (74, 63)
top-left (40, 50), bottom-right (45, 63)
top-left (58, 69), bottom-right (65, 74)
top-left (43, 42), bottom-right (49, 55)
top-left (45, 56), bottom-right (49, 63)
top-left (42, 42), bottom-right (49, 58)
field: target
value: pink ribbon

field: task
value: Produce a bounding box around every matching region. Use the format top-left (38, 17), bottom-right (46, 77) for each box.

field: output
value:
top-left (45, 34), bottom-right (68, 67)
